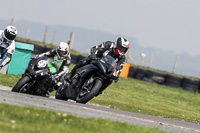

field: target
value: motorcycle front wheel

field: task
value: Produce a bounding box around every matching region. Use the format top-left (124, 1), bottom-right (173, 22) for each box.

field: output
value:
top-left (12, 76), bottom-right (32, 93)
top-left (76, 78), bottom-right (102, 104)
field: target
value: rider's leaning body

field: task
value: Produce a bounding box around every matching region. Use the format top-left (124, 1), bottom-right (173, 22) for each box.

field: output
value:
top-left (0, 26), bottom-right (17, 70)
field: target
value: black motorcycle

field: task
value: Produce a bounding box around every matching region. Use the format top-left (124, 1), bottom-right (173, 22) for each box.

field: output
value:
top-left (55, 55), bottom-right (119, 103)
top-left (12, 56), bottom-right (55, 97)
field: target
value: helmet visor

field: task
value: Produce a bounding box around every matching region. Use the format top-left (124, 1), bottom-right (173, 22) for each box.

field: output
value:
top-left (118, 45), bottom-right (128, 54)
top-left (4, 30), bottom-right (16, 41)
top-left (58, 50), bottom-right (67, 56)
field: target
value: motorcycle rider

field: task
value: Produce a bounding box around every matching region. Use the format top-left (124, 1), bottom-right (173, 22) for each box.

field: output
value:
top-left (0, 26), bottom-right (17, 70)
top-left (66, 37), bottom-right (129, 94)
top-left (33, 42), bottom-right (71, 91)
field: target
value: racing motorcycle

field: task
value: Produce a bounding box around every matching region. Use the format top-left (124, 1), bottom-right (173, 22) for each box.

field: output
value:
top-left (12, 56), bottom-right (55, 97)
top-left (55, 55), bottom-right (119, 104)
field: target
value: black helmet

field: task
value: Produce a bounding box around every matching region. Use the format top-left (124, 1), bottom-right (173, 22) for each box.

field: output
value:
top-left (114, 37), bottom-right (129, 56)
top-left (3, 25), bottom-right (17, 41)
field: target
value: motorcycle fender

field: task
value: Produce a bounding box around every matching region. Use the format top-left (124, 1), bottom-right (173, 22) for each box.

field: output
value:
top-left (76, 64), bottom-right (99, 80)
top-left (20, 75), bottom-right (34, 90)
top-left (22, 73), bottom-right (32, 80)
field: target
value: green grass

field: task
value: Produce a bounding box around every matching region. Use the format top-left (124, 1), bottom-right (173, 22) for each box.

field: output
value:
top-left (0, 74), bottom-right (21, 87)
top-left (0, 103), bottom-right (167, 133)
top-left (1, 72), bottom-right (200, 124)
top-left (90, 77), bottom-right (200, 124)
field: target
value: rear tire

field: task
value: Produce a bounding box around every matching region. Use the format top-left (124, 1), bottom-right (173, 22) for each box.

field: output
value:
top-left (76, 79), bottom-right (102, 104)
top-left (55, 86), bottom-right (68, 100)
top-left (12, 76), bottom-right (31, 92)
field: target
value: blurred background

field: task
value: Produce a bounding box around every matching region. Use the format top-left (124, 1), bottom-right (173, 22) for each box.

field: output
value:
top-left (0, 0), bottom-right (199, 78)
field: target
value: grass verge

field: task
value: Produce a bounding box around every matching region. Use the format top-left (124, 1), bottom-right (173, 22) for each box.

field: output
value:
top-left (91, 77), bottom-right (200, 124)
top-left (0, 103), bottom-right (167, 133)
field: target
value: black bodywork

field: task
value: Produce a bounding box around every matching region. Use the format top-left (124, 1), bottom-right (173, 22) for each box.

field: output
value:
top-left (12, 56), bottom-right (54, 96)
top-left (56, 55), bottom-right (119, 103)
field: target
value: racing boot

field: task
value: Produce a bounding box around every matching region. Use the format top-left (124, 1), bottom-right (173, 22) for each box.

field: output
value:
top-left (54, 82), bottom-right (62, 90)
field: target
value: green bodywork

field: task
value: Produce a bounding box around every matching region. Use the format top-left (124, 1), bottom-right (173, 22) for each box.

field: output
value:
top-left (46, 55), bottom-right (63, 74)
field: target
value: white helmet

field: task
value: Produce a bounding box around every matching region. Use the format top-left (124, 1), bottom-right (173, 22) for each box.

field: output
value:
top-left (3, 25), bottom-right (17, 41)
top-left (56, 42), bottom-right (69, 57)
top-left (114, 37), bottom-right (129, 56)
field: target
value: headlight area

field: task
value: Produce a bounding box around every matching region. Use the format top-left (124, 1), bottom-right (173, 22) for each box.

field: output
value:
top-left (37, 60), bottom-right (47, 69)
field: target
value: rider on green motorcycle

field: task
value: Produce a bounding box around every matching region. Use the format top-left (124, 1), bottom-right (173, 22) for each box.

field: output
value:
top-left (32, 42), bottom-right (71, 91)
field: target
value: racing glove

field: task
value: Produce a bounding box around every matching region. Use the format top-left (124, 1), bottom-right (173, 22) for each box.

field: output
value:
top-left (51, 74), bottom-right (59, 81)
top-left (89, 54), bottom-right (97, 60)
top-left (31, 55), bottom-right (39, 59)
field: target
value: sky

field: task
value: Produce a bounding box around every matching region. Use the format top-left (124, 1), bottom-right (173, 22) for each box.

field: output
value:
top-left (1, 0), bottom-right (200, 56)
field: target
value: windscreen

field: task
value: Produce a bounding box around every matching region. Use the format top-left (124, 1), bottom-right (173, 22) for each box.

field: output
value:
top-left (101, 55), bottom-right (117, 73)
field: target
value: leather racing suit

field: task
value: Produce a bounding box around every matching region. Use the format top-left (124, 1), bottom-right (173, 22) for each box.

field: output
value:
top-left (70, 41), bottom-right (126, 77)
top-left (38, 49), bottom-right (71, 79)
top-left (0, 30), bottom-right (15, 69)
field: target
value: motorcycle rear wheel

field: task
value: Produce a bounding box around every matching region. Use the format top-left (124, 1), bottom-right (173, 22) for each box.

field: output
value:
top-left (55, 86), bottom-right (69, 100)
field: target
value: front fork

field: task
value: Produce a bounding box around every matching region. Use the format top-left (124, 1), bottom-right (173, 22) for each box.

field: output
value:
top-left (21, 74), bottom-right (38, 94)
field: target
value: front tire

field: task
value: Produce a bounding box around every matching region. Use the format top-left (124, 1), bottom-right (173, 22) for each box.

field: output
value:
top-left (76, 79), bottom-right (102, 104)
top-left (12, 76), bottom-right (31, 92)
